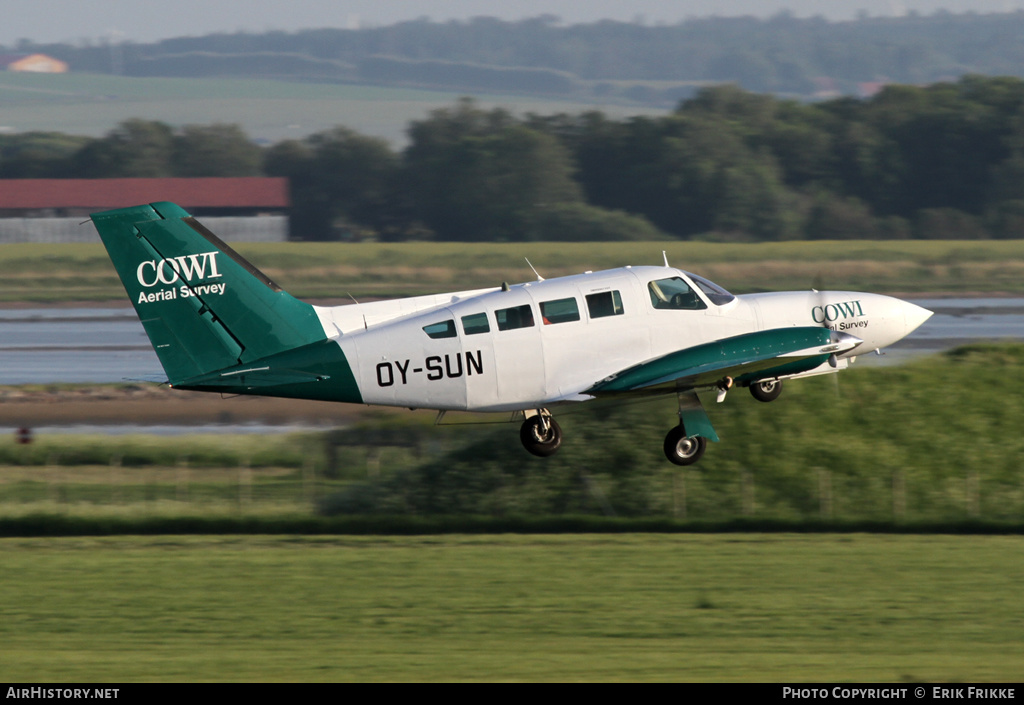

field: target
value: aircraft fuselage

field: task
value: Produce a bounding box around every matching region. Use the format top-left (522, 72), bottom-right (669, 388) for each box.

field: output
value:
top-left (313, 266), bottom-right (931, 413)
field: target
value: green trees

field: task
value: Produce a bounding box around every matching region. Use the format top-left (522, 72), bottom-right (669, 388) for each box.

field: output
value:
top-left (0, 132), bottom-right (90, 178)
top-left (266, 127), bottom-right (399, 241)
top-left (547, 78), bottom-right (1024, 240)
top-left (172, 124), bottom-right (263, 177)
top-left (9, 76), bottom-right (1024, 241)
top-left (71, 119), bottom-right (175, 177)
top-left (64, 119), bottom-right (262, 179)
top-left (403, 101), bottom-right (584, 241)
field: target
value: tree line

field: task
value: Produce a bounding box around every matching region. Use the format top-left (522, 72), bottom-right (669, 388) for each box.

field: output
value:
top-left (19, 11), bottom-right (1024, 102)
top-left (5, 76), bottom-right (1024, 241)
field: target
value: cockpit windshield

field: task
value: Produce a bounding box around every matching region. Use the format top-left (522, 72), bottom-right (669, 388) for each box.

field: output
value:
top-left (684, 272), bottom-right (736, 306)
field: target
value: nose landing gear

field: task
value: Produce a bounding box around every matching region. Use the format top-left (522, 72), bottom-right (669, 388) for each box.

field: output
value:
top-left (663, 425), bottom-right (707, 466)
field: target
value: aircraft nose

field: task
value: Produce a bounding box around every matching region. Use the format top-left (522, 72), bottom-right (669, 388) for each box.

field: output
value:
top-left (850, 294), bottom-right (933, 352)
top-left (902, 300), bottom-right (933, 335)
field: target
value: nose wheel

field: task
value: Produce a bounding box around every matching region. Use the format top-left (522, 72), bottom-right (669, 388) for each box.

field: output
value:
top-left (520, 413), bottom-right (563, 457)
top-left (663, 426), bottom-right (707, 466)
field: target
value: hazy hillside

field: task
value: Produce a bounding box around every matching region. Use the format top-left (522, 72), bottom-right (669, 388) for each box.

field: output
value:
top-left (15, 11), bottom-right (1024, 104)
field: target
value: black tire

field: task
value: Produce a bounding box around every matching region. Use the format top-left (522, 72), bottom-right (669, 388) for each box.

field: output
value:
top-left (520, 416), bottom-right (563, 458)
top-left (749, 379), bottom-right (782, 403)
top-left (663, 426), bottom-right (707, 466)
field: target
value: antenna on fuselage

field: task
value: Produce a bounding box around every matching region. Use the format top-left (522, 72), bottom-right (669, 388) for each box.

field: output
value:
top-left (662, 251), bottom-right (670, 267)
top-left (525, 257), bottom-right (544, 281)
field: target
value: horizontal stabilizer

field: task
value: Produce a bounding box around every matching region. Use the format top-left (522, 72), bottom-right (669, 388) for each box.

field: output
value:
top-left (171, 339), bottom-right (363, 403)
top-left (177, 367), bottom-right (330, 389)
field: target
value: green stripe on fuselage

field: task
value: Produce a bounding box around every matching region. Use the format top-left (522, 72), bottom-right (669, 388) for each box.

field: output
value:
top-left (590, 327), bottom-right (833, 393)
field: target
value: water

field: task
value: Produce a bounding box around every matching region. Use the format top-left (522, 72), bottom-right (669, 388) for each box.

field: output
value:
top-left (1, 300), bottom-right (1022, 434)
top-left (0, 422), bottom-right (327, 437)
top-left (2, 300), bottom-right (1023, 384)
top-left (894, 298), bottom-right (1024, 347)
top-left (0, 308), bottom-right (164, 383)
top-left (857, 297), bottom-right (1024, 367)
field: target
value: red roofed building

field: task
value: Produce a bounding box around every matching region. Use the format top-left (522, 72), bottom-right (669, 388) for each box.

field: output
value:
top-left (0, 178), bottom-right (291, 243)
top-left (0, 177), bottom-right (289, 216)
top-left (0, 54), bottom-right (68, 73)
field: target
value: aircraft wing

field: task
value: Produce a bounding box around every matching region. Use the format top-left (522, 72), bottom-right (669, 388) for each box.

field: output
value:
top-left (586, 327), bottom-right (861, 396)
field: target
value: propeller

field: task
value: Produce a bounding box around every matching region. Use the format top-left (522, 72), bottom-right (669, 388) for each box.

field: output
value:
top-left (812, 272), bottom-right (844, 398)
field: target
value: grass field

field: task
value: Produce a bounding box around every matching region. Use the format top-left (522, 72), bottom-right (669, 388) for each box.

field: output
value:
top-left (2, 344), bottom-right (1024, 524)
top-left (3, 239), bottom-right (1024, 303)
top-left (1, 534), bottom-right (1022, 681)
top-left (0, 71), bottom-right (664, 145)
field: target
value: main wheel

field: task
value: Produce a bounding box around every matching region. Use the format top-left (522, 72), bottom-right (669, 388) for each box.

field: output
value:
top-left (749, 379), bottom-right (783, 403)
top-left (663, 426), bottom-right (707, 466)
top-left (520, 416), bottom-right (563, 458)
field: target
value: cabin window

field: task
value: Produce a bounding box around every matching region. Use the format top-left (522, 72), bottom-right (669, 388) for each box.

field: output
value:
top-left (495, 304), bottom-right (535, 331)
top-left (461, 312), bottom-right (490, 335)
top-left (540, 297), bottom-right (580, 325)
top-left (423, 319), bottom-right (457, 339)
top-left (586, 290), bottom-right (624, 319)
top-left (648, 277), bottom-right (707, 311)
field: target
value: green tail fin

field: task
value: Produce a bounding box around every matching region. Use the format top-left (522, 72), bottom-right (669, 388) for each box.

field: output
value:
top-left (91, 202), bottom-right (326, 385)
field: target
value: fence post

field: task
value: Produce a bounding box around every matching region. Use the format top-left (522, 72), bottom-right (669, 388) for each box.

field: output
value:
top-left (673, 470), bottom-right (687, 520)
top-left (818, 468), bottom-right (832, 520)
top-left (47, 453), bottom-right (61, 506)
top-left (110, 454), bottom-right (122, 505)
top-left (239, 459), bottom-right (252, 509)
top-left (303, 456), bottom-right (316, 504)
top-left (966, 467), bottom-right (980, 518)
top-left (742, 469), bottom-right (755, 516)
top-left (892, 469), bottom-right (906, 521)
top-left (177, 456), bottom-right (189, 503)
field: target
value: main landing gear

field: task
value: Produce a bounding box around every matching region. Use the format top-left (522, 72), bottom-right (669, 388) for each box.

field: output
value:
top-left (519, 379), bottom-right (785, 464)
top-left (520, 411), bottom-right (562, 458)
top-left (749, 379), bottom-right (783, 403)
top-left (518, 402), bottom-right (713, 465)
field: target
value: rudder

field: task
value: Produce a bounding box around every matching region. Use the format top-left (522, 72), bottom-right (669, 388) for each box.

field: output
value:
top-left (91, 202), bottom-right (326, 384)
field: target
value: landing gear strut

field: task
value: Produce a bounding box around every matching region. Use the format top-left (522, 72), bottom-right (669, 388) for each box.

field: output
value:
top-left (749, 379), bottom-right (783, 403)
top-left (662, 390), bottom-right (718, 466)
top-left (520, 412), bottom-right (562, 457)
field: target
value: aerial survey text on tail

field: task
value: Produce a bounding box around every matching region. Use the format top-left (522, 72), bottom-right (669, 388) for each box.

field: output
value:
top-left (91, 202), bottom-right (932, 465)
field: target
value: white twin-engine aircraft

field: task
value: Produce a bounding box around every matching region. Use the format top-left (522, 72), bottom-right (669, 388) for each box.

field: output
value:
top-left (92, 202), bottom-right (932, 465)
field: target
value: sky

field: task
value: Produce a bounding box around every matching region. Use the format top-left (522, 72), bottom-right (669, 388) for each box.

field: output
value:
top-left (4, 0), bottom-right (1024, 46)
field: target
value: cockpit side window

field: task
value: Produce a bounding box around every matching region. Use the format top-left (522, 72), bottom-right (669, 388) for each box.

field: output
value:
top-left (648, 277), bottom-right (707, 311)
top-left (423, 319), bottom-right (458, 339)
